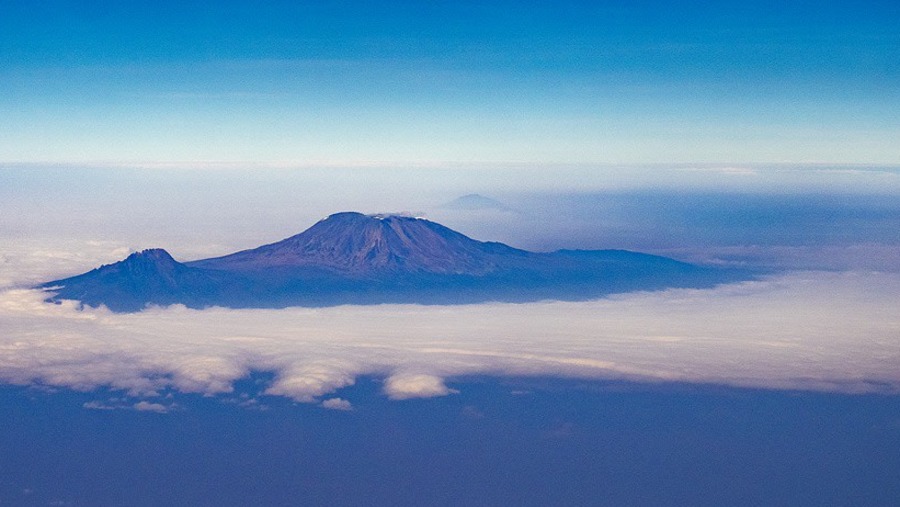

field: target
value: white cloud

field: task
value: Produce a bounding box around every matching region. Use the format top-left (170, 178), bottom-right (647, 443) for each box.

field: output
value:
top-left (83, 400), bottom-right (115, 410)
top-left (0, 271), bottom-right (898, 403)
top-left (384, 374), bottom-right (457, 400)
top-left (133, 401), bottom-right (170, 413)
top-left (321, 398), bottom-right (353, 411)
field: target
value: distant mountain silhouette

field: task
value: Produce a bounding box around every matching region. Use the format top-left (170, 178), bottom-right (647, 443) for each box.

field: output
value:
top-left (40, 212), bottom-right (750, 312)
top-left (441, 194), bottom-right (509, 211)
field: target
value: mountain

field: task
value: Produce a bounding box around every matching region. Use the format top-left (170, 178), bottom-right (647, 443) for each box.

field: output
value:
top-left (40, 212), bottom-right (749, 312)
top-left (188, 212), bottom-right (526, 275)
top-left (40, 249), bottom-right (229, 312)
top-left (441, 194), bottom-right (509, 211)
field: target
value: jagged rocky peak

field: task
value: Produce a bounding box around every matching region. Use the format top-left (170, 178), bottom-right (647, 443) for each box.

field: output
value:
top-left (110, 248), bottom-right (180, 272)
top-left (83, 249), bottom-right (173, 278)
top-left (125, 248), bottom-right (176, 262)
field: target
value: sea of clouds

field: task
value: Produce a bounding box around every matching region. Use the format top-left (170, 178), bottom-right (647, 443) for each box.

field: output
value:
top-left (1, 244), bottom-right (897, 409)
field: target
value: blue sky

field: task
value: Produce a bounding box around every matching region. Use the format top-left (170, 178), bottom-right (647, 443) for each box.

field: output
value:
top-left (2, 0), bottom-right (899, 164)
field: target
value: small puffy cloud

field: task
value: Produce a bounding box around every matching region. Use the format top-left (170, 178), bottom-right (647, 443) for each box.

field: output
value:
top-left (265, 362), bottom-right (356, 402)
top-left (321, 398), bottom-right (353, 411)
top-left (384, 374), bottom-right (457, 400)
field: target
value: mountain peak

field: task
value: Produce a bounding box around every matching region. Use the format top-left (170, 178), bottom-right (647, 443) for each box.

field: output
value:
top-left (41, 247), bottom-right (217, 312)
top-left (191, 211), bottom-right (518, 275)
top-left (101, 248), bottom-right (180, 277)
top-left (115, 248), bottom-right (179, 271)
top-left (319, 211), bottom-right (424, 222)
top-left (126, 248), bottom-right (175, 262)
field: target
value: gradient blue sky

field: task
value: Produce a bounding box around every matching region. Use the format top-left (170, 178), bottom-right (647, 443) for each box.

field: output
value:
top-left (2, 0), bottom-right (899, 164)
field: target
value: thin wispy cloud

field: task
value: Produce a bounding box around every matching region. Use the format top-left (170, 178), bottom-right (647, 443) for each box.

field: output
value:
top-left (133, 401), bottom-right (172, 413)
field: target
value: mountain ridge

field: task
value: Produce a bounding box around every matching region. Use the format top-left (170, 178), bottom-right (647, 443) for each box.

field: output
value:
top-left (39, 212), bottom-right (751, 312)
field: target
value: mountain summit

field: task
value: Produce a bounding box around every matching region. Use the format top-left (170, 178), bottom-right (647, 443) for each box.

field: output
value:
top-left (189, 212), bottom-right (523, 275)
top-left (40, 212), bottom-right (747, 312)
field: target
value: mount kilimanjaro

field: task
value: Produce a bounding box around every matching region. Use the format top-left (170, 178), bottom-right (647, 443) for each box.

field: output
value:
top-left (40, 212), bottom-right (747, 312)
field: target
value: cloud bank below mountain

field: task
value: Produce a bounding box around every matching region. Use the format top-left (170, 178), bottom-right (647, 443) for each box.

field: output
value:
top-left (0, 270), bottom-right (897, 402)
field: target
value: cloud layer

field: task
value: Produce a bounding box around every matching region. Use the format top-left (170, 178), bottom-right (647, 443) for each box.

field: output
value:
top-left (0, 270), bottom-right (897, 403)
